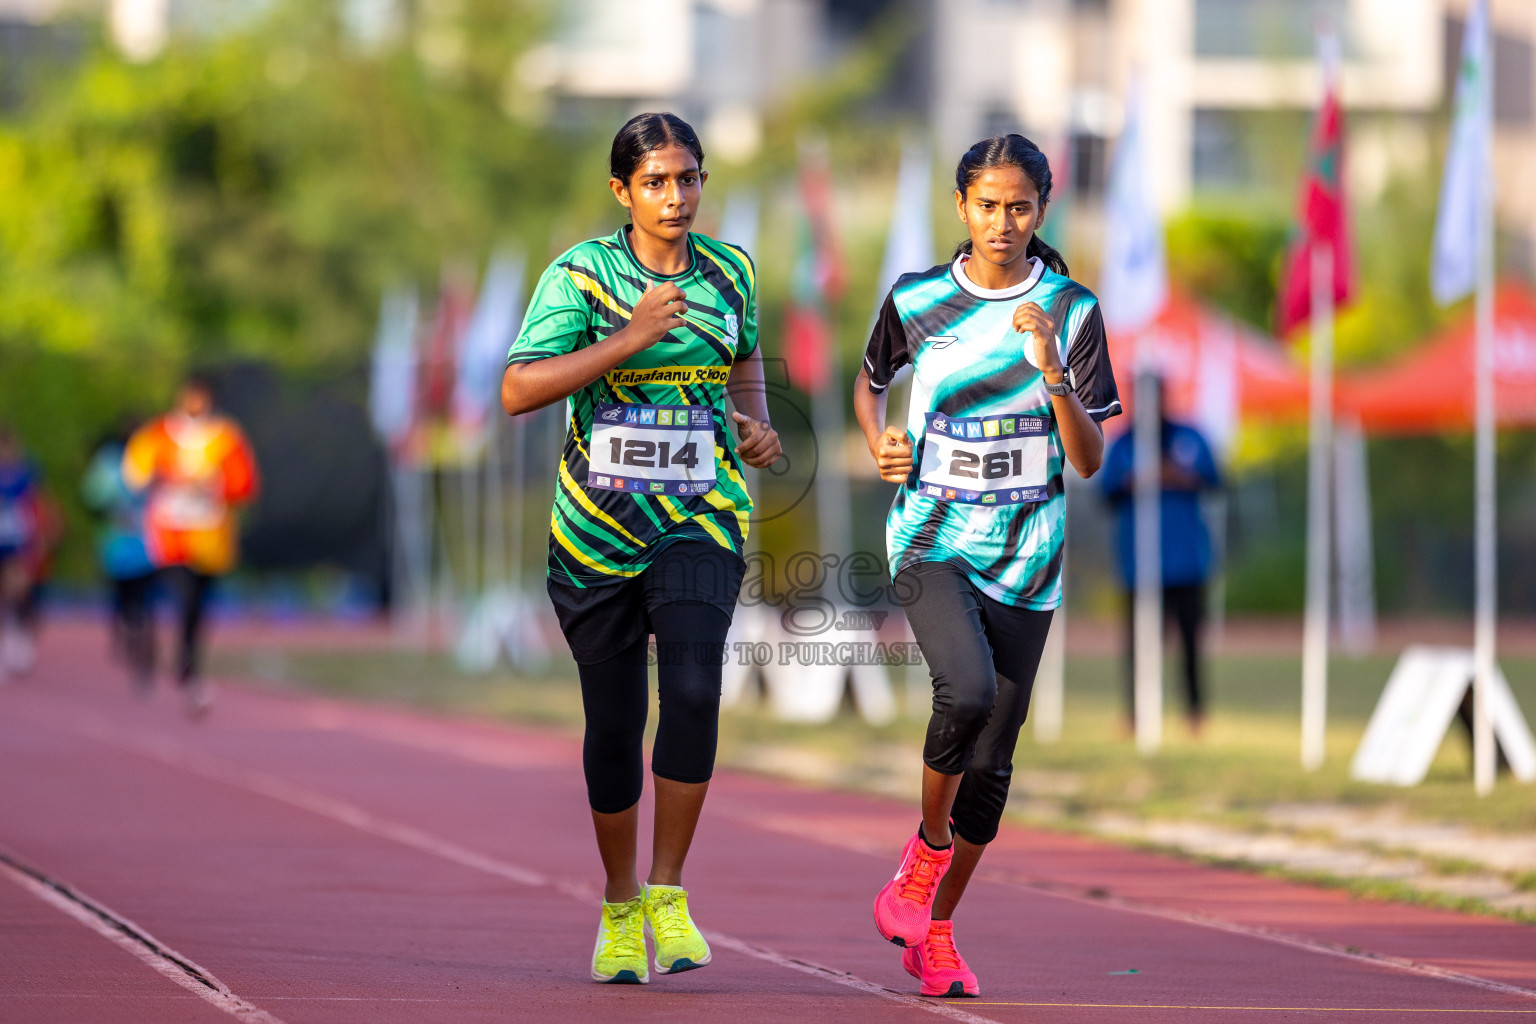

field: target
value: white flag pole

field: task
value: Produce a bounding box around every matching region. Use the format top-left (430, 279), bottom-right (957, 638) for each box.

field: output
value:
top-left (1301, 240), bottom-right (1334, 771)
top-left (1133, 367), bottom-right (1163, 754)
top-left (1472, 123), bottom-right (1497, 796)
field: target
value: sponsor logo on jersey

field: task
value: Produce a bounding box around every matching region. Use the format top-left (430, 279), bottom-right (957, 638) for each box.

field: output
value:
top-left (1010, 490), bottom-right (1020, 501)
top-left (981, 493), bottom-right (997, 504)
top-left (606, 365), bottom-right (731, 387)
top-left (624, 408), bottom-right (639, 423)
top-left (965, 422), bottom-right (982, 439)
top-left (983, 420), bottom-right (1000, 437)
top-left (639, 408), bottom-right (657, 424)
top-left (693, 408), bottom-right (711, 425)
top-left (599, 406), bottom-right (623, 422)
top-left (649, 481), bottom-right (665, 493)
top-left (925, 335), bottom-right (958, 349)
top-left (945, 489), bottom-right (957, 500)
top-left (677, 483), bottom-right (689, 493)
top-left (964, 491), bottom-right (979, 501)
top-left (950, 421), bottom-right (966, 437)
top-left (594, 475), bottom-right (611, 487)
top-left (724, 313), bottom-right (739, 342)
top-left (1001, 418), bottom-right (1016, 434)
top-left (657, 410), bottom-right (673, 425)
top-left (931, 416), bottom-right (947, 432)
top-left (925, 485), bottom-right (943, 496)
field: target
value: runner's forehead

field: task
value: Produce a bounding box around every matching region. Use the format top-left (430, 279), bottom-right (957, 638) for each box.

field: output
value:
top-left (630, 146), bottom-right (701, 181)
top-left (965, 167), bottom-right (1037, 206)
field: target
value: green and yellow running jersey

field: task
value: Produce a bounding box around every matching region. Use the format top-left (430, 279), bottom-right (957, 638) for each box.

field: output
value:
top-left (508, 227), bottom-right (758, 587)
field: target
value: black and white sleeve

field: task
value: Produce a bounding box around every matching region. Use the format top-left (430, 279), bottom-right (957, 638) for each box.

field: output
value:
top-left (862, 291), bottom-right (909, 394)
top-left (1067, 303), bottom-right (1122, 422)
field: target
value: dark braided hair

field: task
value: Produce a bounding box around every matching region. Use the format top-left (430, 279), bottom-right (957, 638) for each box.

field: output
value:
top-left (952, 134), bottom-right (1068, 276)
top-left (609, 112), bottom-right (705, 185)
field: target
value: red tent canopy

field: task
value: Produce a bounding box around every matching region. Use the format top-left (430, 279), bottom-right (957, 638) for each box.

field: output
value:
top-left (1341, 284), bottom-right (1536, 435)
top-left (1106, 290), bottom-right (1311, 447)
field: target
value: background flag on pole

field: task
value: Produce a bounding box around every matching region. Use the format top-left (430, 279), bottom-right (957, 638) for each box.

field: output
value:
top-left (1276, 32), bottom-right (1354, 338)
top-left (1100, 85), bottom-right (1167, 334)
top-left (784, 140), bottom-right (844, 394)
top-left (452, 251), bottom-right (526, 443)
top-left (1431, 0), bottom-right (1492, 306)
top-left (369, 285), bottom-right (420, 453)
top-left (871, 141), bottom-right (933, 310)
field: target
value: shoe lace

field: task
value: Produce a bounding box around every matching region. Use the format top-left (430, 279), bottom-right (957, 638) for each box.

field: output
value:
top-left (925, 927), bottom-right (962, 971)
top-left (603, 903), bottom-right (645, 959)
top-left (897, 845), bottom-right (943, 904)
top-left (647, 889), bottom-right (693, 942)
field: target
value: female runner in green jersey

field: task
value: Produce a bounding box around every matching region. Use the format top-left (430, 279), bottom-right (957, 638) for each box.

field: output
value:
top-left (503, 112), bottom-right (779, 985)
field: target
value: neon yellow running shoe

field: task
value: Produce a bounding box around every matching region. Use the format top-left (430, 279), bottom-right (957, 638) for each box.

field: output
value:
top-left (642, 885), bottom-right (711, 974)
top-left (591, 896), bottom-right (649, 984)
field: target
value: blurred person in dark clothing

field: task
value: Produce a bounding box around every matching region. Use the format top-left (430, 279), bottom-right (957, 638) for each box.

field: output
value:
top-left (0, 426), bottom-right (61, 681)
top-left (1101, 401), bottom-right (1222, 736)
top-left (83, 424), bottom-right (157, 694)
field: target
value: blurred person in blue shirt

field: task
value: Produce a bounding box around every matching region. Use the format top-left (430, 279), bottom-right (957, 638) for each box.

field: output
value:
top-left (1101, 394), bottom-right (1222, 736)
top-left (82, 424), bottom-right (157, 695)
top-left (0, 425), bottom-right (61, 681)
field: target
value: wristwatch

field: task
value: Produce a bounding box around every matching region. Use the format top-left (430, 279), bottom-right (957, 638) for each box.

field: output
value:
top-left (1043, 366), bottom-right (1076, 397)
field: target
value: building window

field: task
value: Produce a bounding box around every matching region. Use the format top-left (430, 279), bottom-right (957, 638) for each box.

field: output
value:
top-left (1194, 0), bottom-right (1349, 59)
top-left (1070, 132), bottom-right (1107, 200)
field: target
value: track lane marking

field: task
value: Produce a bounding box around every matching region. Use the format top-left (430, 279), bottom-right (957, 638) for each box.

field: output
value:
top-left (716, 804), bottom-right (1536, 1002)
top-left (0, 850), bottom-right (286, 1024)
top-left (970, 1004), bottom-right (1536, 1015)
top-left (64, 721), bottom-right (1002, 1024)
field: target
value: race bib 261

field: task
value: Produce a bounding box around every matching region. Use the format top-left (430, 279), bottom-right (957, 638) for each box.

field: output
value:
top-left (917, 412), bottom-right (1049, 505)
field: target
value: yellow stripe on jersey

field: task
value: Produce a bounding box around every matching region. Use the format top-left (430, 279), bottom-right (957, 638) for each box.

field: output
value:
top-left (567, 269), bottom-right (632, 321)
top-left (558, 458), bottom-right (647, 548)
top-left (552, 517), bottom-right (642, 578)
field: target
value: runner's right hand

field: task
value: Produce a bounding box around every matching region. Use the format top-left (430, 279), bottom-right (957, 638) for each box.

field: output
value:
top-left (629, 280), bottom-right (688, 347)
top-left (872, 426), bottom-right (913, 483)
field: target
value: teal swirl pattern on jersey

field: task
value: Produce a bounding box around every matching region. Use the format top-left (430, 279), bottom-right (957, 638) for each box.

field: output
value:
top-left (863, 255), bottom-right (1121, 609)
top-left (508, 227), bottom-right (758, 587)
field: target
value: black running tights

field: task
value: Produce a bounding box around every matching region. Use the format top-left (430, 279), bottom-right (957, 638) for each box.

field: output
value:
top-left (578, 601), bottom-right (731, 815)
top-left (900, 561), bottom-right (1054, 846)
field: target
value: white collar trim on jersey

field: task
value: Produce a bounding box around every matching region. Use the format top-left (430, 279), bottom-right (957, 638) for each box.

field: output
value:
top-left (950, 254), bottom-right (1045, 301)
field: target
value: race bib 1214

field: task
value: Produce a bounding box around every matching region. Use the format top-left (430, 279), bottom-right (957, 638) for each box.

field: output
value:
top-left (587, 403), bottom-right (717, 497)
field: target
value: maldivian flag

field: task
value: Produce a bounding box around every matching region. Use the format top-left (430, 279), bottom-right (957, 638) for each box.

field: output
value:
top-left (1431, 0), bottom-right (1492, 305)
top-left (784, 141), bottom-right (844, 394)
top-left (1276, 31), bottom-right (1355, 337)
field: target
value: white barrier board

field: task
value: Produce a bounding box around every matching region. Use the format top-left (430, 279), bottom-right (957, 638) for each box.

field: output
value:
top-left (1351, 645), bottom-right (1536, 786)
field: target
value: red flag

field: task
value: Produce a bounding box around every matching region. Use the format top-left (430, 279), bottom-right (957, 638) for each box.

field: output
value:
top-left (784, 141), bottom-right (844, 393)
top-left (1276, 43), bottom-right (1355, 337)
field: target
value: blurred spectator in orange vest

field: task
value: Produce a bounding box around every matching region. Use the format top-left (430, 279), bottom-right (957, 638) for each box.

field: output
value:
top-left (124, 376), bottom-right (259, 717)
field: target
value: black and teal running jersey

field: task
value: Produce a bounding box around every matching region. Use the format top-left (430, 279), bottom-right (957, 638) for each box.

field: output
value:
top-left (863, 255), bottom-right (1120, 609)
top-left (508, 227), bottom-right (758, 587)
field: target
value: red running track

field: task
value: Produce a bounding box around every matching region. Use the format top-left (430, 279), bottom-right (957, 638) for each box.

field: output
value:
top-left (1, 625), bottom-right (1534, 1024)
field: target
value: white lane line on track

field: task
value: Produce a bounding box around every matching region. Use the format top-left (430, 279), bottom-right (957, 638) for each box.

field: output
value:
top-left (0, 851), bottom-right (287, 1024)
top-left (715, 805), bottom-right (1536, 1003)
top-left (70, 723), bottom-right (1003, 1024)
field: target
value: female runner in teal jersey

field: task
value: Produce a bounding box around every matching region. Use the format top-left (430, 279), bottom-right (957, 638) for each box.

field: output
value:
top-left (854, 135), bottom-right (1121, 997)
top-left (502, 113), bottom-right (780, 985)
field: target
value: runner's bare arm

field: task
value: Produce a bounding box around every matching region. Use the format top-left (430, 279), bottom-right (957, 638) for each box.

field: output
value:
top-left (1013, 301), bottom-right (1103, 478)
top-left (853, 367), bottom-right (912, 484)
top-left (726, 348), bottom-right (781, 469)
top-left (501, 281), bottom-right (687, 416)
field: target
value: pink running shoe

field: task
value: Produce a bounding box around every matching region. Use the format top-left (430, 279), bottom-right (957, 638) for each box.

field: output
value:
top-left (872, 828), bottom-right (952, 947)
top-left (902, 919), bottom-right (979, 997)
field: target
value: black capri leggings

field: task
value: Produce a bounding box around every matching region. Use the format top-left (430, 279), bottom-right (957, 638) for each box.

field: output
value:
top-left (549, 541), bottom-right (743, 815)
top-left (899, 561), bottom-right (1054, 846)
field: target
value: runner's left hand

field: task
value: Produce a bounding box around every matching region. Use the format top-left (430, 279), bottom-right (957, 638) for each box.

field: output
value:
top-left (1013, 301), bottom-right (1065, 383)
top-left (731, 412), bottom-right (782, 469)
